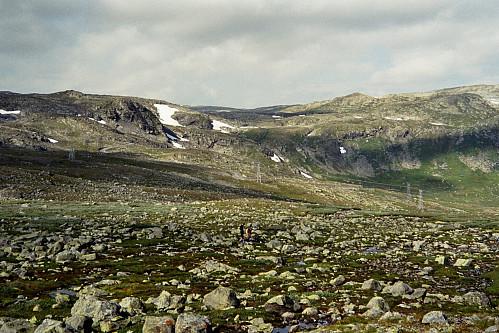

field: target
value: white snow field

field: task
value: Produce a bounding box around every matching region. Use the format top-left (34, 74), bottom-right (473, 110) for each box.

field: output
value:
top-left (270, 153), bottom-right (282, 163)
top-left (154, 104), bottom-right (184, 127)
top-left (212, 119), bottom-right (234, 133)
top-left (48, 138), bottom-right (58, 143)
top-left (0, 109), bottom-right (21, 115)
top-left (172, 142), bottom-right (185, 149)
top-left (300, 171), bottom-right (313, 179)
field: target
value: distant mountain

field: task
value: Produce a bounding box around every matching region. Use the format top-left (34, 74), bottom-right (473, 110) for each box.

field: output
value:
top-left (0, 85), bottom-right (497, 211)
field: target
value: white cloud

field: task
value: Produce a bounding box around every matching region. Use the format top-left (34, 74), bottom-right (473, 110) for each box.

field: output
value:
top-left (0, 1), bottom-right (498, 107)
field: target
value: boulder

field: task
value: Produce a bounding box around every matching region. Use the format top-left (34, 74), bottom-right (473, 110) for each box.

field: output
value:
top-left (70, 295), bottom-right (121, 323)
top-left (361, 279), bottom-right (382, 291)
top-left (0, 318), bottom-right (36, 333)
top-left (64, 316), bottom-right (92, 332)
top-left (120, 296), bottom-right (146, 316)
top-left (463, 291), bottom-right (492, 307)
top-left (142, 316), bottom-right (175, 333)
top-left (390, 281), bottom-right (413, 296)
top-left (330, 275), bottom-right (346, 287)
top-left (366, 296), bottom-right (390, 312)
top-left (454, 258), bottom-right (473, 267)
top-left (203, 286), bottom-right (239, 310)
top-left (175, 313), bottom-right (212, 333)
top-left (34, 319), bottom-right (74, 333)
top-left (264, 295), bottom-right (302, 314)
top-left (435, 255), bottom-right (450, 265)
top-left (422, 311), bottom-right (449, 326)
top-left (149, 290), bottom-right (186, 311)
top-left (302, 307), bottom-right (319, 316)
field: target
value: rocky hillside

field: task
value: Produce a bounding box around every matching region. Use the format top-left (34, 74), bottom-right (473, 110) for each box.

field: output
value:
top-left (0, 85), bottom-right (498, 213)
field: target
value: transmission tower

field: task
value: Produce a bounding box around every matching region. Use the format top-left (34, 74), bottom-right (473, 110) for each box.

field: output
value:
top-left (406, 183), bottom-right (412, 202)
top-left (256, 162), bottom-right (262, 183)
top-left (418, 189), bottom-right (424, 210)
top-left (68, 146), bottom-right (75, 161)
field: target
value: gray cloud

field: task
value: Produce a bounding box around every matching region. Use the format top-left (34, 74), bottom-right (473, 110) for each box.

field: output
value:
top-left (0, 0), bottom-right (497, 107)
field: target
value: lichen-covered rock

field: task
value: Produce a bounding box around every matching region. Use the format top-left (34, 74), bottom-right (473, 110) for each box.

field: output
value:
top-left (463, 291), bottom-right (492, 307)
top-left (148, 290), bottom-right (186, 311)
top-left (70, 295), bottom-right (121, 323)
top-left (390, 281), bottom-right (413, 296)
top-left (264, 295), bottom-right (302, 314)
top-left (203, 286), bottom-right (239, 310)
top-left (175, 313), bottom-right (212, 333)
top-left (454, 258), bottom-right (473, 267)
top-left (120, 296), bottom-right (146, 316)
top-left (330, 275), bottom-right (346, 287)
top-left (366, 296), bottom-right (390, 312)
top-left (64, 315), bottom-right (92, 333)
top-left (143, 316), bottom-right (175, 333)
top-left (362, 279), bottom-right (382, 291)
top-left (0, 318), bottom-right (36, 333)
top-left (34, 319), bottom-right (74, 333)
top-left (422, 311), bottom-right (449, 326)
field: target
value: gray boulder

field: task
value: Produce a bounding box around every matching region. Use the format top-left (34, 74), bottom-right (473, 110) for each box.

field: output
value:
top-left (149, 290), bottom-right (186, 311)
top-left (34, 319), bottom-right (74, 333)
top-left (203, 286), bottom-right (239, 310)
top-left (330, 275), bottom-right (346, 287)
top-left (422, 311), bottom-right (449, 325)
top-left (463, 291), bottom-right (492, 307)
top-left (264, 295), bottom-right (302, 314)
top-left (120, 296), bottom-right (146, 316)
top-left (390, 281), bottom-right (413, 296)
top-left (366, 296), bottom-right (390, 312)
top-left (266, 239), bottom-right (282, 250)
top-left (0, 318), bottom-right (35, 333)
top-left (64, 316), bottom-right (92, 332)
top-left (71, 295), bottom-right (121, 322)
top-left (143, 316), bottom-right (175, 333)
top-left (175, 313), bottom-right (212, 333)
top-left (361, 279), bottom-right (382, 291)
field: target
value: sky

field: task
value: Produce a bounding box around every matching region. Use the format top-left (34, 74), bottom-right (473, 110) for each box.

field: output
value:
top-left (1, 1), bottom-right (498, 108)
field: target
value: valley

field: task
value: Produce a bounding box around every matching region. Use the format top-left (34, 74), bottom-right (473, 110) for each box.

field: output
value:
top-left (0, 85), bottom-right (497, 332)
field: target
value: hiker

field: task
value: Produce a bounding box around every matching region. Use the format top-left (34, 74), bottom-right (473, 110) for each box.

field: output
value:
top-left (239, 223), bottom-right (245, 241)
top-left (246, 225), bottom-right (252, 240)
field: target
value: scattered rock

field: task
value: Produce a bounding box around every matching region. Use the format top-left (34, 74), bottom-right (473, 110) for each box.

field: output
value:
top-left (463, 291), bottom-right (492, 307)
top-left (143, 316), bottom-right (175, 333)
top-left (264, 295), bottom-right (302, 314)
top-left (175, 312), bottom-right (212, 333)
top-left (203, 286), bottom-right (240, 310)
top-left (422, 311), bottom-right (449, 326)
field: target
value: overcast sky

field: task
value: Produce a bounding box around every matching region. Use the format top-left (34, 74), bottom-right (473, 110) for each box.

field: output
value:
top-left (1, 1), bottom-right (498, 108)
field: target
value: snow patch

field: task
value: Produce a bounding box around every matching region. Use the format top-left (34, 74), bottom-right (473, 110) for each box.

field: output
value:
top-left (172, 142), bottom-right (185, 149)
top-left (0, 109), bottom-right (20, 115)
top-left (298, 114), bottom-right (306, 117)
top-left (166, 133), bottom-right (179, 141)
top-left (98, 120), bottom-right (106, 125)
top-left (384, 116), bottom-right (403, 121)
top-left (212, 119), bottom-right (234, 133)
top-left (430, 122), bottom-right (446, 126)
top-left (300, 171), bottom-right (313, 179)
top-left (489, 98), bottom-right (499, 105)
top-left (48, 138), bottom-right (58, 143)
top-left (180, 137), bottom-right (189, 142)
top-left (272, 115), bottom-right (282, 119)
top-left (155, 104), bottom-right (184, 127)
top-left (354, 116), bottom-right (363, 119)
top-left (270, 153), bottom-right (282, 163)
top-left (340, 147), bottom-right (347, 154)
